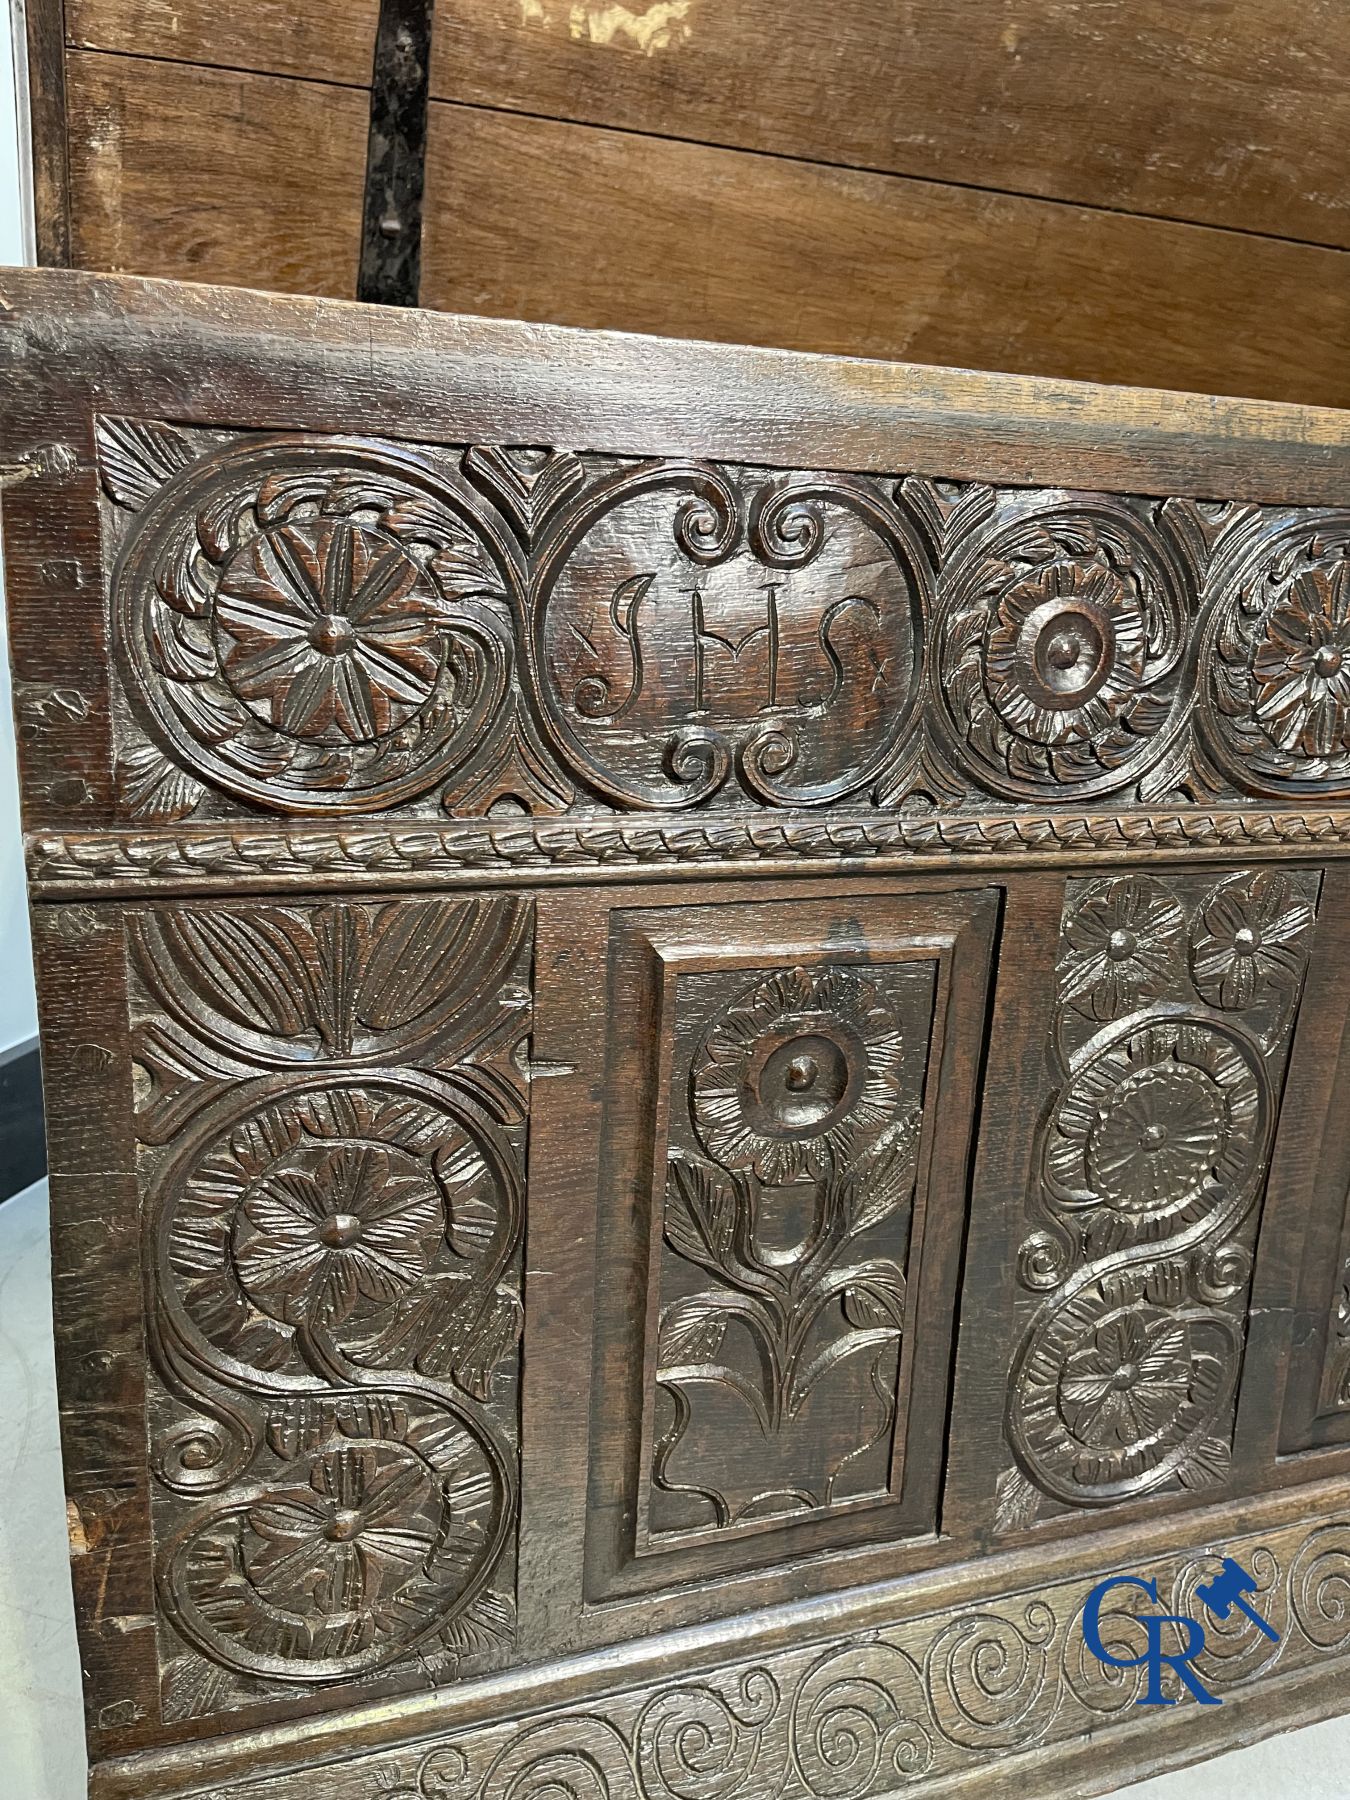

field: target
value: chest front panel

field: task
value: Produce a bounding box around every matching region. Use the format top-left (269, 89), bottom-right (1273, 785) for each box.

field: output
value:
top-left (6, 270), bottom-right (1350, 1800)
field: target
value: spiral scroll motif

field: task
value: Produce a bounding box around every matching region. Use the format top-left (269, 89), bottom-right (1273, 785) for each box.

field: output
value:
top-left (1005, 867), bottom-right (1317, 1519)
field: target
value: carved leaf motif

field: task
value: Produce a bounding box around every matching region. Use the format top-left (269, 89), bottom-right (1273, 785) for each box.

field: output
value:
top-left (664, 1153), bottom-right (739, 1276)
top-left (115, 742), bottom-right (206, 822)
top-left (98, 416), bottom-right (196, 510)
top-left (844, 1110), bottom-right (922, 1239)
top-left (426, 1590), bottom-right (516, 1669)
top-left (155, 907), bottom-right (331, 1042)
top-left (160, 1653), bottom-right (242, 1724)
top-left (842, 1273), bottom-right (907, 1332)
top-left (447, 1288), bottom-right (525, 1403)
top-left (147, 598), bottom-right (215, 683)
top-left (659, 1295), bottom-right (731, 1365)
top-left (1176, 1434), bottom-right (1233, 1491)
top-left (993, 1466), bottom-right (1042, 1535)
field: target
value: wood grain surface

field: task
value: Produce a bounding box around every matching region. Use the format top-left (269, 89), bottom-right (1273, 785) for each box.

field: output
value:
top-left (64, 0), bottom-right (1350, 248)
top-left (66, 52), bottom-right (368, 296)
top-left (58, 49), bottom-right (1350, 407)
top-left (4, 264), bottom-right (1350, 1800)
top-left (420, 101), bottom-right (1350, 407)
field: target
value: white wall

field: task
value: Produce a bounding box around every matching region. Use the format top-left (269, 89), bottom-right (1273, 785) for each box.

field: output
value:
top-left (0, 1), bottom-right (37, 1056)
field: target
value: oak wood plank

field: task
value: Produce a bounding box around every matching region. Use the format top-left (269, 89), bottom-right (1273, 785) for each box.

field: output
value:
top-left (65, 0), bottom-right (378, 88)
top-left (427, 0), bottom-right (1350, 248)
top-left (65, 51), bottom-right (369, 296)
top-left (2, 266), bottom-right (1349, 508)
top-left (421, 103), bottom-right (1350, 409)
top-left (64, 0), bottom-right (1350, 250)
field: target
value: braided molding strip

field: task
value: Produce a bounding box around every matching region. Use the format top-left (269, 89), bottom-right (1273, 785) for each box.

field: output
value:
top-left (29, 809), bottom-right (1350, 893)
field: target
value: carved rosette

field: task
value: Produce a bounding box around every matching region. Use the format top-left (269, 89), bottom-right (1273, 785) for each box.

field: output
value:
top-left (104, 425), bottom-right (520, 816)
top-left (127, 895), bottom-right (532, 1721)
top-left (1202, 512), bottom-right (1350, 795)
top-left (529, 464), bottom-right (926, 809)
top-left (1003, 869), bottom-right (1318, 1523)
top-left (691, 964), bottom-right (906, 1183)
top-left (932, 503), bottom-right (1189, 799)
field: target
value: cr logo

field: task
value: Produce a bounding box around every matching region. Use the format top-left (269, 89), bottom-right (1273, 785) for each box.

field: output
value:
top-left (1082, 1558), bottom-right (1278, 1706)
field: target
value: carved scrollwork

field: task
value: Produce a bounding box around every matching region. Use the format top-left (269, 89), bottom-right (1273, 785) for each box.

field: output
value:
top-left (278, 1503), bottom-right (1350, 1800)
top-left (125, 894), bottom-right (531, 1720)
top-left (158, 1394), bottom-right (513, 1684)
top-left (1043, 1018), bottom-right (1268, 1249)
top-left (529, 463), bottom-right (926, 810)
top-left (1005, 868), bottom-right (1318, 1524)
top-left (84, 418), bottom-right (1350, 835)
top-left (1202, 512), bottom-right (1350, 795)
top-left (105, 426), bottom-right (520, 815)
top-left (1007, 1263), bottom-right (1241, 1505)
top-left (932, 501), bottom-right (1189, 800)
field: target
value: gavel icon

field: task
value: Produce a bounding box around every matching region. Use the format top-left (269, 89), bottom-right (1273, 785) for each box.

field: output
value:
top-left (1193, 1556), bottom-right (1279, 1642)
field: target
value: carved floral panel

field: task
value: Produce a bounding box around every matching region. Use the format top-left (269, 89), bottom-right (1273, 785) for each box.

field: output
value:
top-left (999, 867), bottom-right (1320, 1530)
top-left (93, 417), bottom-right (1350, 828)
top-left (648, 960), bottom-right (937, 1543)
top-left (585, 888), bottom-right (996, 1603)
top-left (127, 892), bottom-right (533, 1726)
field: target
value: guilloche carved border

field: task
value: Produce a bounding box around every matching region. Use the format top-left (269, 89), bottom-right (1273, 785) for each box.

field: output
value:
top-left (28, 807), bottom-right (1350, 895)
top-left (90, 1497), bottom-right (1350, 1800)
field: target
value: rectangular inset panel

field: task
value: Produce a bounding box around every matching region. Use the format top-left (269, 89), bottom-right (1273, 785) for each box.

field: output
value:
top-left (997, 869), bottom-right (1322, 1533)
top-left (586, 886), bottom-right (999, 1601)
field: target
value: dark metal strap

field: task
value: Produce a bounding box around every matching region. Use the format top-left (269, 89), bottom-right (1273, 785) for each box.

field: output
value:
top-left (358, 0), bottom-right (436, 307)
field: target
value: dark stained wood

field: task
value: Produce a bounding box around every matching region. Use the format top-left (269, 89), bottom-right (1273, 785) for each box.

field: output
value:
top-left (65, 52), bottom-right (368, 296)
top-left (419, 102), bottom-right (1350, 409)
top-left (357, 0), bottom-right (436, 305)
top-left (23, 0), bottom-right (72, 265)
top-left (3, 268), bottom-right (1350, 1800)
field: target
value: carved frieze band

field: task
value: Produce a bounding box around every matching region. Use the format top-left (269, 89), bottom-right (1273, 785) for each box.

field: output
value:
top-left (83, 417), bottom-right (1350, 836)
top-left (999, 869), bottom-right (1319, 1529)
top-left (129, 893), bottom-right (533, 1727)
top-left (142, 1506), bottom-right (1350, 1800)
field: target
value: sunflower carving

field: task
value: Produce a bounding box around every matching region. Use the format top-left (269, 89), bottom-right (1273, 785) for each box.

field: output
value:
top-left (692, 965), bottom-right (905, 1183)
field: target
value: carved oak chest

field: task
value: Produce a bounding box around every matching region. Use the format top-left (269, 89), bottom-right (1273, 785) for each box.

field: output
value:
top-left (5, 269), bottom-right (1350, 1800)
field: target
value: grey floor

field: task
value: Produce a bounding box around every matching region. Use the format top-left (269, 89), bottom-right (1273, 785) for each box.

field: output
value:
top-left (1, 1179), bottom-right (1346, 1799)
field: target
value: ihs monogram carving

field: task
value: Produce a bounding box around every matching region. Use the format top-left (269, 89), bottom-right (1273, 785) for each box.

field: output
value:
top-left (1001, 870), bottom-right (1318, 1528)
top-left (650, 963), bottom-right (932, 1539)
top-left (95, 416), bottom-right (1350, 834)
top-left (532, 466), bottom-right (924, 809)
top-left (127, 894), bottom-right (532, 1722)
